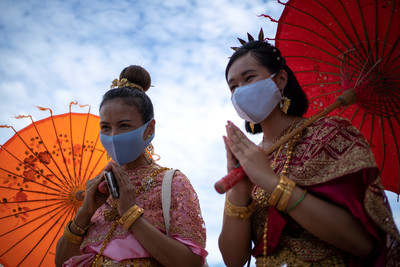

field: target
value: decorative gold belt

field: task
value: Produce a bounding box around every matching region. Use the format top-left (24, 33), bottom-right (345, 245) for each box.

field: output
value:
top-left (93, 255), bottom-right (162, 267)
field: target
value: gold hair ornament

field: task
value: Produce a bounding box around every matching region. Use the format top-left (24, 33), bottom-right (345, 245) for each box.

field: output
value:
top-left (110, 78), bottom-right (144, 92)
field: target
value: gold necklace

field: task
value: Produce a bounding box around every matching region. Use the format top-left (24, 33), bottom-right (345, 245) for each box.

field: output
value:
top-left (262, 118), bottom-right (297, 167)
top-left (91, 218), bottom-right (119, 267)
top-left (262, 120), bottom-right (301, 267)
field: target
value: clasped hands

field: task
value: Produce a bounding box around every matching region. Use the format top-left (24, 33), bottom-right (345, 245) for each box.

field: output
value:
top-left (223, 121), bottom-right (279, 192)
top-left (82, 162), bottom-right (137, 218)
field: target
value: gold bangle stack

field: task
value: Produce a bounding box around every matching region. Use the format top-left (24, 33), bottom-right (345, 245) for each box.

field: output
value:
top-left (72, 218), bottom-right (90, 235)
top-left (267, 177), bottom-right (286, 206)
top-left (268, 175), bottom-right (296, 211)
top-left (63, 220), bottom-right (83, 245)
top-left (276, 175), bottom-right (296, 211)
top-left (118, 205), bottom-right (144, 230)
top-left (225, 197), bottom-right (254, 219)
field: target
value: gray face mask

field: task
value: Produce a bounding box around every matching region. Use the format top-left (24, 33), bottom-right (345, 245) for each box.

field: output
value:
top-left (231, 75), bottom-right (281, 124)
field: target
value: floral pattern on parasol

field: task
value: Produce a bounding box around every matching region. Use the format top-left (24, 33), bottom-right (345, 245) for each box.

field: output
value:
top-left (0, 102), bottom-right (108, 267)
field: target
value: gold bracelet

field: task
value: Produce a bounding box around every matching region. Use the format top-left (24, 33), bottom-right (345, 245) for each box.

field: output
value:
top-left (63, 221), bottom-right (83, 245)
top-left (118, 205), bottom-right (144, 230)
top-left (276, 176), bottom-right (296, 211)
top-left (224, 197), bottom-right (254, 219)
top-left (267, 176), bottom-right (287, 206)
top-left (72, 217), bottom-right (90, 235)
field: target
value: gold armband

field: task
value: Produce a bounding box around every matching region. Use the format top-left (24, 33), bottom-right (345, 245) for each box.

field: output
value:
top-left (267, 176), bottom-right (287, 206)
top-left (118, 205), bottom-right (144, 230)
top-left (63, 221), bottom-right (83, 245)
top-left (224, 197), bottom-right (254, 219)
top-left (276, 175), bottom-right (296, 211)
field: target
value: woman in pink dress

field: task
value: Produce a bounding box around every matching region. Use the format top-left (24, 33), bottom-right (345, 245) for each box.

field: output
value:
top-left (55, 65), bottom-right (207, 267)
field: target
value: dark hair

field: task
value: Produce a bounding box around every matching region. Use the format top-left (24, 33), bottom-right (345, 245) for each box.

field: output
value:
top-left (226, 41), bottom-right (308, 134)
top-left (100, 65), bottom-right (154, 123)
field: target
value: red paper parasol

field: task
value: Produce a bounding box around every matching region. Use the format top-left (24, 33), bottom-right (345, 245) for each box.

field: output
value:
top-left (0, 102), bottom-right (108, 266)
top-left (260, 0), bottom-right (400, 194)
top-left (215, 0), bottom-right (400, 195)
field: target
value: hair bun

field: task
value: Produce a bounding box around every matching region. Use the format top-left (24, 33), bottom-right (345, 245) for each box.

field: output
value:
top-left (117, 65), bottom-right (152, 92)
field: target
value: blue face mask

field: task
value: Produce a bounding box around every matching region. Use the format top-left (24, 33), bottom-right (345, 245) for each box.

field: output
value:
top-left (231, 75), bottom-right (281, 124)
top-left (100, 120), bottom-right (155, 166)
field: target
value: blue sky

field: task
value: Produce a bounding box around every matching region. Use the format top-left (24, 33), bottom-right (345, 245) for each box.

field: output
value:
top-left (0, 0), bottom-right (398, 266)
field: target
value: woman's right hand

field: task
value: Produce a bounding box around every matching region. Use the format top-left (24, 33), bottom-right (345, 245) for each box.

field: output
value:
top-left (223, 127), bottom-right (253, 201)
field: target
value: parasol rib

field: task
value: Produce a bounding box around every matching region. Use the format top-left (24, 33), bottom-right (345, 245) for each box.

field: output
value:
top-left (387, 118), bottom-right (400, 194)
top-left (316, 0), bottom-right (367, 57)
top-left (0, 200), bottom-right (66, 222)
top-left (381, 0), bottom-right (398, 67)
top-left (0, 198), bottom-right (65, 204)
top-left (0, 158), bottom-right (65, 194)
top-left (369, 114), bottom-right (375, 148)
top-left (48, 114), bottom-right (75, 187)
top-left (69, 106), bottom-right (78, 188)
top-left (276, 0), bottom-right (348, 49)
top-left (283, 55), bottom-right (340, 68)
top-left (358, 110), bottom-right (368, 133)
top-left (384, 45), bottom-right (400, 76)
top-left (0, 186), bottom-right (60, 198)
top-left (16, 205), bottom-right (75, 266)
top-left (262, 15), bottom-right (344, 55)
top-left (0, 135), bottom-right (68, 190)
top-left (38, 212), bottom-right (72, 266)
top-left (294, 70), bottom-right (340, 76)
top-left (335, 0), bottom-right (367, 56)
top-left (375, 0), bottom-right (379, 62)
top-left (21, 116), bottom-right (72, 186)
top-left (83, 140), bottom-right (107, 182)
top-left (0, 167), bottom-right (62, 193)
top-left (76, 106), bottom-right (91, 185)
top-left (356, 0), bottom-right (371, 57)
top-left (309, 89), bottom-right (343, 101)
top-left (271, 39), bottom-right (342, 65)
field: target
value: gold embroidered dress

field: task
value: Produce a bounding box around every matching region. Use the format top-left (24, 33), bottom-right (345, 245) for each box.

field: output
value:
top-left (252, 116), bottom-right (400, 266)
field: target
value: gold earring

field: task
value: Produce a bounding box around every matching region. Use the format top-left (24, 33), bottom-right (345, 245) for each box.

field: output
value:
top-left (249, 122), bottom-right (255, 133)
top-left (280, 96), bottom-right (291, 114)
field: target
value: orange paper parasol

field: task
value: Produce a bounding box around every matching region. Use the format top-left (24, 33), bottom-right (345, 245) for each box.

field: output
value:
top-left (0, 102), bottom-right (108, 266)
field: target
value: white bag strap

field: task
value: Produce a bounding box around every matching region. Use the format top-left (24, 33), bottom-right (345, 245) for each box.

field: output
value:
top-left (161, 169), bottom-right (209, 267)
top-left (161, 169), bottom-right (177, 236)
